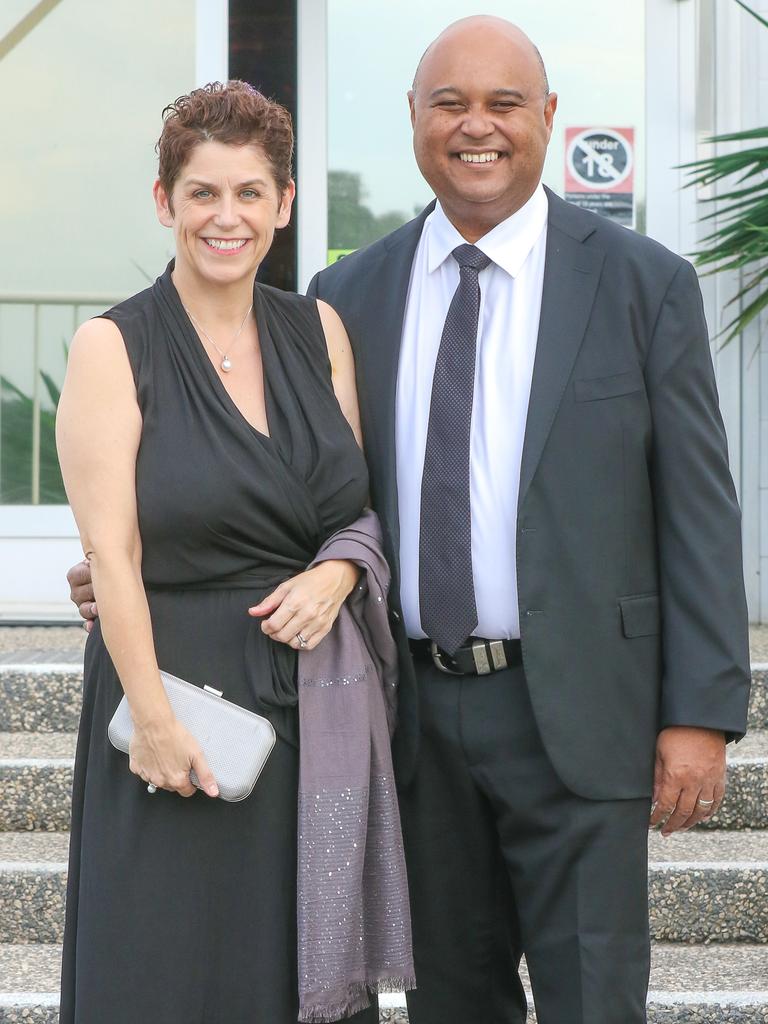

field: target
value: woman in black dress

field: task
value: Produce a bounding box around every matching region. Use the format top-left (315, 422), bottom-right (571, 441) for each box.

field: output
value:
top-left (56, 82), bottom-right (381, 1023)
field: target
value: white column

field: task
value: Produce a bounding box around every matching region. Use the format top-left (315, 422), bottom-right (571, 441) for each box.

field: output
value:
top-left (195, 0), bottom-right (229, 87)
top-left (645, 0), bottom-right (698, 254)
top-left (297, 0), bottom-right (329, 293)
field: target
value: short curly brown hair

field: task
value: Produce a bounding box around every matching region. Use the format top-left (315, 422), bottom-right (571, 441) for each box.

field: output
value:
top-left (156, 80), bottom-right (294, 204)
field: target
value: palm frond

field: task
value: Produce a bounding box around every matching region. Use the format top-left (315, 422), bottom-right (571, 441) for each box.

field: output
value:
top-left (680, 62), bottom-right (768, 340)
top-left (734, 0), bottom-right (768, 30)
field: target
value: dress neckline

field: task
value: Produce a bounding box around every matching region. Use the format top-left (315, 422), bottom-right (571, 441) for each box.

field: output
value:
top-left (159, 262), bottom-right (275, 444)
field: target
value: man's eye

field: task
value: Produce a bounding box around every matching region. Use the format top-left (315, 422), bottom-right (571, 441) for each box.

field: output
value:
top-left (193, 190), bottom-right (212, 199)
top-left (241, 189), bottom-right (259, 199)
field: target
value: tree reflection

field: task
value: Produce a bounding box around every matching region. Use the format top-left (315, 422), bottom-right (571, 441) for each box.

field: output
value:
top-left (329, 171), bottom-right (410, 249)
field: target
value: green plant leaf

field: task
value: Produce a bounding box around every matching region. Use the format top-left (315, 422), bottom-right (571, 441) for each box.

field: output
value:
top-left (734, 0), bottom-right (768, 30)
top-left (39, 370), bottom-right (61, 408)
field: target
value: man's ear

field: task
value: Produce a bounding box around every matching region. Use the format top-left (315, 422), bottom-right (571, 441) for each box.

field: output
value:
top-left (408, 89), bottom-right (416, 129)
top-left (153, 180), bottom-right (174, 227)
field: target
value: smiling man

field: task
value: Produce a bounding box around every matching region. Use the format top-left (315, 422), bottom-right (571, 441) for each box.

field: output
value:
top-left (68, 15), bottom-right (751, 1023)
top-left (307, 15), bottom-right (751, 1024)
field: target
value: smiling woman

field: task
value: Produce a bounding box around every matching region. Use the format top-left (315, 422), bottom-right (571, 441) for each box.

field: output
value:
top-left (52, 79), bottom-right (407, 1024)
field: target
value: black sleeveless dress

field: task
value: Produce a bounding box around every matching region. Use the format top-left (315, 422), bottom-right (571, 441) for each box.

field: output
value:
top-left (59, 265), bottom-right (376, 1024)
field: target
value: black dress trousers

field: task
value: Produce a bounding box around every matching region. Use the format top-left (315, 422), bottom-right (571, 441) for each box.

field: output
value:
top-left (399, 658), bottom-right (651, 1024)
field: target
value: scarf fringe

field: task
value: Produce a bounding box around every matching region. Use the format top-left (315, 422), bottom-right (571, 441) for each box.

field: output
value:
top-left (299, 977), bottom-right (417, 1023)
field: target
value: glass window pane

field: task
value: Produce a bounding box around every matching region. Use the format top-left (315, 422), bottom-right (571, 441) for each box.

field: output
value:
top-left (327, 1), bottom-right (645, 253)
top-left (0, 0), bottom-right (197, 503)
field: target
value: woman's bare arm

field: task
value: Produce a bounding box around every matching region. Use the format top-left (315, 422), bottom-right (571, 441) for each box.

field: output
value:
top-left (316, 299), bottom-right (364, 449)
top-left (56, 318), bottom-right (217, 797)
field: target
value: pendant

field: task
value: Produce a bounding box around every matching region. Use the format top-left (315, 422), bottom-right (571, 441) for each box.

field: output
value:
top-left (221, 357), bottom-right (232, 373)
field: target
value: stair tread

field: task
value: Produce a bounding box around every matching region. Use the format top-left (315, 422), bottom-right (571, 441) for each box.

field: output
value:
top-left (649, 829), bottom-right (768, 864)
top-left (730, 731), bottom-right (768, 761)
top-left (1, 943), bottom-right (767, 1002)
top-left (0, 834), bottom-right (69, 865)
top-left (0, 627), bottom-right (85, 658)
top-left (0, 734), bottom-right (77, 760)
top-left (3, 731), bottom-right (767, 764)
top-left (3, 830), bottom-right (765, 871)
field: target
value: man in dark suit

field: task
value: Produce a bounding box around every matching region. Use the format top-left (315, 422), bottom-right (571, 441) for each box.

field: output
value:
top-left (306, 15), bottom-right (750, 1024)
top-left (68, 15), bottom-right (750, 1022)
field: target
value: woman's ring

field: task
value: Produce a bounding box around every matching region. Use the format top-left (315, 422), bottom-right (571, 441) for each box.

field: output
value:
top-left (296, 632), bottom-right (308, 649)
top-left (697, 797), bottom-right (714, 807)
top-left (147, 783), bottom-right (157, 794)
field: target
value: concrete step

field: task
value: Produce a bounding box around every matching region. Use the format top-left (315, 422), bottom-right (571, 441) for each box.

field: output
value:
top-left (648, 830), bottom-right (768, 943)
top-left (0, 667), bottom-right (82, 734)
top-left (2, 831), bottom-right (767, 945)
top-left (750, 665), bottom-right (768, 730)
top-left (700, 730), bottom-right (768, 830)
top-left (0, 736), bottom-right (75, 833)
top-left (0, 654), bottom-right (766, 734)
top-left (2, 730), bottom-right (768, 834)
top-left (0, 836), bottom-right (68, 945)
top-left (1, 944), bottom-right (767, 1023)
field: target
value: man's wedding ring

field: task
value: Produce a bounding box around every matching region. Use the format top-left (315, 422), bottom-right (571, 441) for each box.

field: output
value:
top-left (697, 797), bottom-right (714, 807)
top-left (147, 783), bottom-right (157, 794)
top-left (296, 632), bottom-right (308, 649)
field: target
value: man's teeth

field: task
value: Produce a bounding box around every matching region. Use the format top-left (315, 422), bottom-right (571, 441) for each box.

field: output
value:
top-left (459, 152), bottom-right (500, 163)
top-left (204, 239), bottom-right (247, 250)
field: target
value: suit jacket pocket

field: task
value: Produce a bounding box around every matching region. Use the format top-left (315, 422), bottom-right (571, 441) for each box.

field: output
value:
top-left (575, 368), bottom-right (644, 402)
top-left (619, 593), bottom-right (660, 638)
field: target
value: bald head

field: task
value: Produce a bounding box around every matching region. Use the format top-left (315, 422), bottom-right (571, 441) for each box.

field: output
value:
top-left (406, 13), bottom-right (557, 241)
top-left (412, 16), bottom-right (549, 97)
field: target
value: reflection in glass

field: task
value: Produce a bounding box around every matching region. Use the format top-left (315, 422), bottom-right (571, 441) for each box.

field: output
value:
top-left (0, 0), bottom-right (195, 504)
top-left (327, 0), bottom-right (645, 250)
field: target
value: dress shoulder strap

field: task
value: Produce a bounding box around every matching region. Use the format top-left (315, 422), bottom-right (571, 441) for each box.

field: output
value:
top-left (98, 284), bottom-right (157, 402)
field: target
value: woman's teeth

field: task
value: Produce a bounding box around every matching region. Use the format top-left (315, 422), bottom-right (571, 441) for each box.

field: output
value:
top-left (204, 239), bottom-right (247, 250)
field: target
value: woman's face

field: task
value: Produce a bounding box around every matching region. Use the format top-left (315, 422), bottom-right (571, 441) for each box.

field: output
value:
top-left (153, 140), bottom-right (295, 287)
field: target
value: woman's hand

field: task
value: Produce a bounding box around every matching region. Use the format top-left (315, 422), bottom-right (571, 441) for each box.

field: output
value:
top-left (248, 560), bottom-right (361, 650)
top-left (129, 712), bottom-right (219, 798)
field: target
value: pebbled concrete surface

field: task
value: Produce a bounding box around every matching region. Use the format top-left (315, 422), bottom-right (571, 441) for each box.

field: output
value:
top-left (2, 945), bottom-right (768, 1022)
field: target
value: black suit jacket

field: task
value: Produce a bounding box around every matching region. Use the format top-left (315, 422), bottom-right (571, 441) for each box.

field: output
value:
top-left (307, 187), bottom-right (751, 799)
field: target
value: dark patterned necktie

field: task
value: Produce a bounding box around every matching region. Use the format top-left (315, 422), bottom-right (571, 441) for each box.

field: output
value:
top-left (419, 243), bottom-right (491, 655)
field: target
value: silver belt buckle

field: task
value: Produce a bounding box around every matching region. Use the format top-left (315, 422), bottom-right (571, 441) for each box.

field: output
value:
top-left (430, 641), bottom-right (464, 675)
top-left (471, 640), bottom-right (492, 675)
top-left (488, 640), bottom-right (508, 671)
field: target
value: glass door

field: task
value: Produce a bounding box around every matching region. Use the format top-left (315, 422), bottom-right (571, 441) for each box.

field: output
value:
top-left (0, 0), bottom-right (227, 616)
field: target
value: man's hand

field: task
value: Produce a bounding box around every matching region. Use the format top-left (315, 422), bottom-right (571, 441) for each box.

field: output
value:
top-left (66, 559), bottom-right (97, 630)
top-left (649, 726), bottom-right (727, 836)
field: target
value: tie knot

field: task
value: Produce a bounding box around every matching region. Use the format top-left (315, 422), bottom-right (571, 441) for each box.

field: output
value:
top-left (452, 244), bottom-right (491, 273)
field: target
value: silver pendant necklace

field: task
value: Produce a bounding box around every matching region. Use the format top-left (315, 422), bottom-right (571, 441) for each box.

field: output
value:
top-left (184, 303), bottom-right (253, 373)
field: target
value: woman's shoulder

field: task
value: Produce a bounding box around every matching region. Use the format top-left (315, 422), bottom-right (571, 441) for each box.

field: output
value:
top-left (87, 283), bottom-right (158, 390)
top-left (257, 282), bottom-right (319, 318)
top-left (101, 283), bottom-right (157, 331)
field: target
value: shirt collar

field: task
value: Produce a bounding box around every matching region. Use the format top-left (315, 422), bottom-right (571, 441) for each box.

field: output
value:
top-left (425, 183), bottom-right (548, 279)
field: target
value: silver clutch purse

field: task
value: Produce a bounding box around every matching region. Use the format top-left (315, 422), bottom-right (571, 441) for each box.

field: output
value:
top-left (108, 670), bottom-right (276, 802)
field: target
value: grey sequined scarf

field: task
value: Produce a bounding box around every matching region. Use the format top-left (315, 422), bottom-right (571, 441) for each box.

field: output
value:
top-left (297, 510), bottom-right (416, 1022)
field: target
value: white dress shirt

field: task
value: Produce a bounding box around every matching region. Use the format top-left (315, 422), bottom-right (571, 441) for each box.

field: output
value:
top-left (395, 184), bottom-right (549, 640)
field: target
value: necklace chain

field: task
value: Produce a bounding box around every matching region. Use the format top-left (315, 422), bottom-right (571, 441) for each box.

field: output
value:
top-left (183, 303), bottom-right (253, 373)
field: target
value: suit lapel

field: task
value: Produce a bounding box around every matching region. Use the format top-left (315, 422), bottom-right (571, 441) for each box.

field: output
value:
top-left (359, 205), bottom-right (434, 569)
top-left (518, 191), bottom-right (605, 506)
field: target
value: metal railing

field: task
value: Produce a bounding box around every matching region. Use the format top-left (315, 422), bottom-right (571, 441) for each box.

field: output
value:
top-left (0, 293), bottom-right (124, 504)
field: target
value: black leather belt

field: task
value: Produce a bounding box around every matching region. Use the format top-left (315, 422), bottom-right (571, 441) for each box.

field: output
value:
top-left (409, 637), bottom-right (522, 676)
